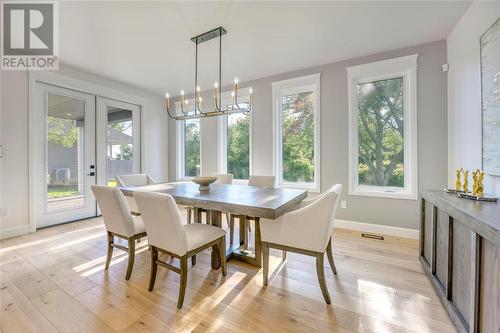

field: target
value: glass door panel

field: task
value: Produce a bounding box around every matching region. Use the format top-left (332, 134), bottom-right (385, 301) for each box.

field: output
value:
top-left (106, 107), bottom-right (134, 186)
top-left (46, 94), bottom-right (86, 212)
top-left (32, 83), bottom-right (96, 228)
top-left (97, 98), bottom-right (140, 188)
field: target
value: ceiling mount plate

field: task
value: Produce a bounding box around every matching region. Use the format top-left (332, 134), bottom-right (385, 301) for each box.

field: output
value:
top-left (191, 26), bottom-right (227, 44)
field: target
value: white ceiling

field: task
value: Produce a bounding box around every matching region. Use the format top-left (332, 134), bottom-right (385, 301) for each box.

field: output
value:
top-left (59, 1), bottom-right (470, 96)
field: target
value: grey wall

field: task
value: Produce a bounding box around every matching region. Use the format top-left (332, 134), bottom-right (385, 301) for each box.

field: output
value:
top-left (168, 40), bottom-right (448, 230)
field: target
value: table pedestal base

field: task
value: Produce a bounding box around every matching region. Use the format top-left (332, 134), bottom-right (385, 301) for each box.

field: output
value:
top-left (199, 210), bottom-right (262, 268)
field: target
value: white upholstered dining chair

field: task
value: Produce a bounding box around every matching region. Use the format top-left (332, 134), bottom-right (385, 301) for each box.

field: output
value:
top-left (229, 175), bottom-right (276, 244)
top-left (115, 173), bottom-right (156, 214)
top-left (91, 185), bottom-right (147, 280)
top-left (134, 191), bottom-right (227, 309)
top-left (260, 184), bottom-right (343, 304)
top-left (248, 175), bottom-right (275, 188)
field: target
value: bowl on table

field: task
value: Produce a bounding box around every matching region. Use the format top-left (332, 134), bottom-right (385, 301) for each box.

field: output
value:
top-left (190, 176), bottom-right (218, 191)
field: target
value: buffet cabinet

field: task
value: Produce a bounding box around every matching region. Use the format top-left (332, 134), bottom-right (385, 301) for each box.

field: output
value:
top-left (420, 190), bottom-right (500, 333)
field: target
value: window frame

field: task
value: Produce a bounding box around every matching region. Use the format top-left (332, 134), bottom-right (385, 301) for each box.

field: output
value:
top-left (176, 99), bottom-right (202, 180)
top-left (272, 73), bottom-right (321, 192)
top-left (217, 88), bottom-right (253, 184)
top-left (347, 54), bottom-right (418, 200)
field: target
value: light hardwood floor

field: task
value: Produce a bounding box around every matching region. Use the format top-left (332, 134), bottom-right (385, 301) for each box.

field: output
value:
top-left (0, 215), bottom-right (457, 333)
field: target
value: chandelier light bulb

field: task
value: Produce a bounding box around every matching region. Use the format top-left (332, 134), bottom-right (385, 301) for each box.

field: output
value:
top-left (234, 78), bottom-right (238, 84)
top-left (214, 82), bottom-right (218, 88)
top-left (231, 91), bottom-right (235, 97)
top-left (196, 86), bottom-right (200, 92)
top-left (249, 88), bottom-right (253, 94)
top-left (199, 97), bottom-right (202, 102)
top-left (181, 90), bottom-right (184, 95)
top-left (165, 92), bottom-right (170, 98)
top-left (185, 99), bottom-right (188, 104)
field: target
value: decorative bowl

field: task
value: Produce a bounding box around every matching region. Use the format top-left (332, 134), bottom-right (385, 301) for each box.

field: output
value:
top-left (191, 176), bottom-right (218, 191)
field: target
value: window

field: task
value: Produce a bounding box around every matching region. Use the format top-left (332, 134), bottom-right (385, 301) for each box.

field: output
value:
top-left (272, 74), bottom-right (320, 191)
top-left (347, 55), bottom-right (418, 199)
top-left (218, 88), bottom-right (252, 182)
top-left (176, 100), bottom-right (201, 179)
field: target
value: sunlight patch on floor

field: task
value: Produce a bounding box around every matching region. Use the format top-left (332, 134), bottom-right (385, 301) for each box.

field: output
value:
top-left (77, 246), bottom-right (149, 277)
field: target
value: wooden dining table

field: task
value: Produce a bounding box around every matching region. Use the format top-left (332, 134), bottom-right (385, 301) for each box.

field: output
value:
top-left (120, 181), bottom-right (307, 268)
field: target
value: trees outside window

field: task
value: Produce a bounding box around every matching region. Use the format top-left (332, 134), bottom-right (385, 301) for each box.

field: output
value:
top-left (273, 73), bottom-right (320, 191)
top-left (176, 100), bottom-right (201, 179)
top-left (281, 92), bottom-right (315, 183)
top-left (227, 112), bottom-right (250, 179)
top-left (184, 119), bottom-right (200, 177)
top-left (357, 78), bottom-right (404, 187)
top-left (347, 55), bottom-right (417, 199)
top-left (218, 89), bottom-right (252, 182)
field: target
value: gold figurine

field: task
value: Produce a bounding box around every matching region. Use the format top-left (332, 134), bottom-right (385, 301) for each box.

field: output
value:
top-left (455, 168), bottom-right (462, 191)
top-left (472, 170), bottom-right (478, 195)
top-left (462, 169), bottom-right (469, 193)
top-left (476, 171), bottom-right (485, 197)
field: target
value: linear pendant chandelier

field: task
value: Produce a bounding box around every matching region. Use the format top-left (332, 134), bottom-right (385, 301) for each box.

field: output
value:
top-left (165, 27), bottom-right (253, 120)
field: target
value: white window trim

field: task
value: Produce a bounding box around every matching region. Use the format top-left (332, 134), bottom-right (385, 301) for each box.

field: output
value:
top-left (272, 73), bottom-right (321, 192)
top-left (176, 99), bottom-right (202, 180)
top-left (217, 88), bottom-right (253, 184)
top-left (347, 54), bottom-right (418, 200)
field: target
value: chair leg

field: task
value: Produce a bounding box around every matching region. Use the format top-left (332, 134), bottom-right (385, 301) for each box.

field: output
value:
top-left (148, 246), bottom-right (158, 291)
top-left (219, 237), bottom-right (227, 277)
top-left (177, 257), bottom-right (188, 309)
top-left (326, 237), bottom-right (338, 275)
top-left (262, 242), bottom-right (269, 286)
top-left (105, 232), bottom-right (113, 270)
top-left (315, 253), bottom-right (331, 304)
top-left (282, 250), bottom-right (287, 261)
top-left (125, 237), bottom-right (136, 280)
top-left (191, 255), bottom-right (196, 266)
top-left (187, 207), bottom-right (192, 224)
top-left (229, 214), bottom-right (234, 245)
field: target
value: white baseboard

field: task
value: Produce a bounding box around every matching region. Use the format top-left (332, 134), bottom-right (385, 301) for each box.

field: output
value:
top-left (0, 224), bottom-right (30, 240)
top-left (334, 219), bottom-right (419, 240)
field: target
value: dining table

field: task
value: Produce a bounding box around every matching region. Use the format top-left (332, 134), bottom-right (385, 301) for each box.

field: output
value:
top-left (120, 181), bottom-right (307, 268)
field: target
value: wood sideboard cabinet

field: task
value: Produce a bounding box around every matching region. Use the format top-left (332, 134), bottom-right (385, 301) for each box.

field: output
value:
top-left (420, 190), bottom-right (500, 333)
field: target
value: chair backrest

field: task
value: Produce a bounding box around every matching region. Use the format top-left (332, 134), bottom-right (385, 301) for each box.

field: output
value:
top-left (116, 174), bottom-right (155, 187)
top-left (134, 191), bottom-right (188, 256)
top-left (91, 185), bottom-right (135, 237)
top-left (322, 184), bottom-right (343, 239)
top-left (214, 173), bottom-right (233, 185)
top-left (292, 184), bottom-right (342, 251)
top-left (248, 175), bottom-right (275, 188)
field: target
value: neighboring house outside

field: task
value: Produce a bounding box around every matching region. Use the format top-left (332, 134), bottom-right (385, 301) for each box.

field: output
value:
top-left (47, 127), bottom-right (132, 188)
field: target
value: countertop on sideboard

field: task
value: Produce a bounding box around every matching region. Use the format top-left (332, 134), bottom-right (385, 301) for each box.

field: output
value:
top-left (421, 189), bottom-right (500, 246)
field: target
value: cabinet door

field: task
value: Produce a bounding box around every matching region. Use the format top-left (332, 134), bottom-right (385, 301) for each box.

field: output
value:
top-left (451, 221), bottom-right (471, 326)
top-left (435, 210), bottom-right (450, 290)
top-left (479, 239), bottom-right (500, 332)
top-left (423, 201), bottom-right (434, 266)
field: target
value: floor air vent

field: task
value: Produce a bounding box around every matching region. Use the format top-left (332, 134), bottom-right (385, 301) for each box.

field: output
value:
top-left (361, 233), bottom-right (384, 241)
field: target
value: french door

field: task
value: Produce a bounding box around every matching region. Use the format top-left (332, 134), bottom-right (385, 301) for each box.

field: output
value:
top-left (32, 83), bottom-right (97, 228)
top-left (96, 97), bottom-right (141, 188)
top-left (32, 84), bottom-right (141, 228)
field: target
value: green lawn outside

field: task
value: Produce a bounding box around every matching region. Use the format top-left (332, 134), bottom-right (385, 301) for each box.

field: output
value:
top-left (48, 181), bottom-right (117, 199)
top-left (47, 186), bottom-right (79, 199)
